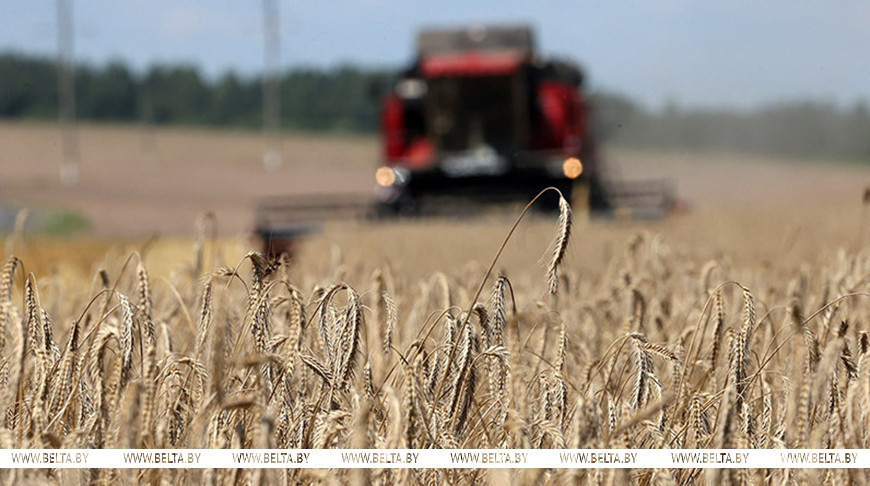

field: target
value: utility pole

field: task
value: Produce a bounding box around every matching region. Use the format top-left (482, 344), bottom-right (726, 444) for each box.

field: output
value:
top-left (262, 0), bottom-right (283, 171)
top-left (57, 0), bottom-right (80, 185)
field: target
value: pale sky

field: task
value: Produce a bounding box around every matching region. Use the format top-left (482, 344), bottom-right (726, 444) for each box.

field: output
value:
top-left (3, 0), bottom-right (869, 110)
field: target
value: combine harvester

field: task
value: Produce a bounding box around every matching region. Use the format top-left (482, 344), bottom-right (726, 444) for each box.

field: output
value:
top-left (256, 25), bottom-right (674, 254)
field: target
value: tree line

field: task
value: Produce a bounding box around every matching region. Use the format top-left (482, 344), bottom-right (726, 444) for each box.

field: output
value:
top-left (1, 52), bottom-right (868, 160)
top-left (0, 53), bottom-right (395, 132)
top-left (591, 92), bottom-right (870, 160)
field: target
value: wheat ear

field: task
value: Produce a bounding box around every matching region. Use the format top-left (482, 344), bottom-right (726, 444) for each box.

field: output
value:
top-left (547, 196), bottom-right (572, 295)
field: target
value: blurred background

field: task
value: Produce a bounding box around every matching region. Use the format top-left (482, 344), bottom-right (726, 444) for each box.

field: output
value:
top-left (0, 0), bottom-right (868, 260)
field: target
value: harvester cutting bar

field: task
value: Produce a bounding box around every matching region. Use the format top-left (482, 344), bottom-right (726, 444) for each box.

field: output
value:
top-left (255, 193), bottom-right (373, 256)
top-left (601, 179), bottom-right (676, 220)
top-left (257, 193), bottom-right (373, 224)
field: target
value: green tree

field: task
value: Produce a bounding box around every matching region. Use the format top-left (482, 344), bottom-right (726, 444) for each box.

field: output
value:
top-left (142, 65), bottom-right (210, 124)
top-left (209, 72), bottom-right (260, 127)
top-left (77, 61), bottom-right (137, 119)
top-left (0, 54), bottom-right (58, 118)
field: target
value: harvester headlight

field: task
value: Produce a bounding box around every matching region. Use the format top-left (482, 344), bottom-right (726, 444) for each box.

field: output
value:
top-left (375, 166), bottom-right (396, 187)
top-left (563, 157), bottom-right (583, 179)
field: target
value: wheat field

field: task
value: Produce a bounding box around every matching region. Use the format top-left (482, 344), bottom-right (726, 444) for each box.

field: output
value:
top-left (2, 123), bottom-right (870, 484)
top-left (1, 180), bottom-right (870, 485)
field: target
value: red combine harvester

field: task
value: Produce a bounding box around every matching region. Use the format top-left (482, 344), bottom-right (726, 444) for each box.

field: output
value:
top-left (375, 25), bottom-right (604, 213)
top-left (256, 25), bottom-right (674, 254)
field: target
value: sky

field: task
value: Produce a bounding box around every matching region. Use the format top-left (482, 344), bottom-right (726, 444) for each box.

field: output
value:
top-left (3, 0), bottom-right (869, 110)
